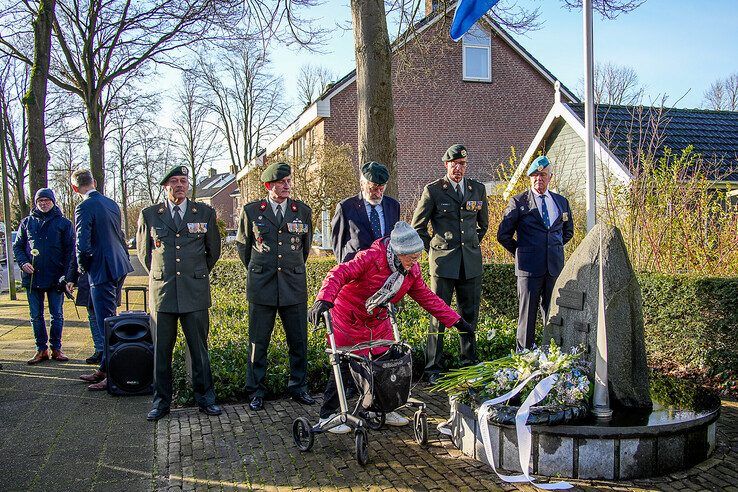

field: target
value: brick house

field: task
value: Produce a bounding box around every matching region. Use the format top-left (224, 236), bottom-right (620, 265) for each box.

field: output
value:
top-left (195, 168), bottom-right (239, 230)
top-left (236, 2), bottom-right (576, 215)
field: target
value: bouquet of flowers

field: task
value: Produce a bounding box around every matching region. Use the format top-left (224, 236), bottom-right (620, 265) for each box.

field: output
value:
top-left (432, 340), bottom-right (592, 415)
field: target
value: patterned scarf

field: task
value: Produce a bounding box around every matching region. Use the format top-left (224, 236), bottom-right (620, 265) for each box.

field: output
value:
top-left (365, 240), bottom-right (406, 315)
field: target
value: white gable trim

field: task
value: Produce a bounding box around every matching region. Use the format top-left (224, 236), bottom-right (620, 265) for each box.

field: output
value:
top-left (502, 101), bottom-right (632, 200)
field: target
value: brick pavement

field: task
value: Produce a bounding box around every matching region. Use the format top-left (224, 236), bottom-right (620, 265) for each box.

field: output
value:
top-left (155, 387), bottom-right (738, 492)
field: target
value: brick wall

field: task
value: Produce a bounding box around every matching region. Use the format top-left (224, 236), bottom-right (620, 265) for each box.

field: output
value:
top-left (204, 180), bottom-right (238, 230)
top-left (324, 15), bottom-right (563, 213)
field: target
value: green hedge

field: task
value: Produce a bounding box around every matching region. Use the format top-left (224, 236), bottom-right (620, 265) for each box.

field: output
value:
top-left (171, 260), bottom-right (737, 404)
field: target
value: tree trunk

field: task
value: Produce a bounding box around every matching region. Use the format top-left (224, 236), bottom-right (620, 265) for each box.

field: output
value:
top-left (350, 0), bottom-right (398, 198)
top-left (14, 180), bottom-right (29, 219)
top-left (87, 101), bottom-right (106, 191)
top-left (24, 0), bottom-right (56, 199)
top-left (118, 150), bottom-right (129, 238)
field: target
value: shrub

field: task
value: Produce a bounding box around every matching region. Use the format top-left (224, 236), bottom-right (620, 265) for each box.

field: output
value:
top-left (172, 260), bottom-right (738, 404)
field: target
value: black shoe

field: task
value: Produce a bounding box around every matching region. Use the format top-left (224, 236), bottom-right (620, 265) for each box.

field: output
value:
top-left (249, 396), bottom-right (263, 411)
top-left (147, 407), bottom-right (170, 421)
top-left (427, 373), bottom-right (442, 385)
top-left (85, 351), bottom-right (102, 364)
top-left (291, 390), bottom-right (316, 405)
top-left (199, 404), bottom-right (222, 416)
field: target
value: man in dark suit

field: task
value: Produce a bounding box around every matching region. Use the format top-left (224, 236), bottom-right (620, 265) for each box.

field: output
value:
top-left (137, 165), bottom-right (222, 421)
top-left (497, 156), bottom-right (574, 351)
top-left (331, 161), bottom-right (400, 263)
top-left (72, 169), bottom-right (133, 390)
top-left (412, 145), bottom-right (489, 384)
top-left (235, 162), bottom-right (315, 411)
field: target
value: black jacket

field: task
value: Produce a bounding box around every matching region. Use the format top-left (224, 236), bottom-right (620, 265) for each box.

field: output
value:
top-left (330, 194), bottom-right (400, 263)
top-left (13, 206), bottom-right (74, 289)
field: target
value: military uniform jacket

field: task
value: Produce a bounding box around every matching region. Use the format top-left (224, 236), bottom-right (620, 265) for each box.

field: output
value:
top-left (235, 198), bottom-right (313, 307)
top-left (496, 190), bottom-right (574, 277)
top-left (136, 201), bottom-right (221, 313)
top-left (411, 177), bottom-right (489, 279)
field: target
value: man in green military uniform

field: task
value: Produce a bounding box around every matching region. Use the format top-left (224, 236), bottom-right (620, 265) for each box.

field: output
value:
top-left (412, 144), bottom-right (489, 384)
top-left (235, 162), bottom-right (315, 411)
top-left (137, 165), bottom-right (222, 421)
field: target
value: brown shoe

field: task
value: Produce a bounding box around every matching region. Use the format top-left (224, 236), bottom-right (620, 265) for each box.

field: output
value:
top-left (88, 378), bottom-right (108, 391)
top-left (27, 350), bottom-right (50, 365)
top-left (80, 370), bottom-right (106, 383)
top-left (51, 349), bottom-right (69, 362)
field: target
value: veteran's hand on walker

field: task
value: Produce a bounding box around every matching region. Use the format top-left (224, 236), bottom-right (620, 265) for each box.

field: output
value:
top-left (308, 300), bottom-right (334, 326)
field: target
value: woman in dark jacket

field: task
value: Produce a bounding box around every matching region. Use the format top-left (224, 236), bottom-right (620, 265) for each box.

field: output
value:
top-left (13, 188), bottom-right (74, 364)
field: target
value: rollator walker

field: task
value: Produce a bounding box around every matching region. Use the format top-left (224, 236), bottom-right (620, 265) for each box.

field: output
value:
top-left (291, 303), bottom-right (429, 465)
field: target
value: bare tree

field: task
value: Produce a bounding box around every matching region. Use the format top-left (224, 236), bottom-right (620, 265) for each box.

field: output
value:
top-left (171, 71), bottom-right (220, 200)
top-left (23, 0), bottom-right (56, 199)
top-left (0, 0), bottom-right (319, 193)
top-left (48, 123), bottom-right (86, 218)
top-left (295, 63), bottom-right (335, 108)
top-left (0, 58), bottom-right (29, 220)
top-left (198, 47), bottom-right (290, 174)
top-left (134, 122), bottom-right (170, 205)
top-left (351, 0), bottom-right (398, 197)
top-left (577, 62), bottom-right (644, 104)
top-left (703, 72), bottom-right (738, 111)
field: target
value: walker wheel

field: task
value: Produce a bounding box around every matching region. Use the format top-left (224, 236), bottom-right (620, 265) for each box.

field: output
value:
top-left (355, 427), bottom-right (369, 466)
top-left (292, 417), bottom-right (314, 452)
top-left (361, 411), bottom-right (385, 431)
top-left (413, 411), bottom-right (428, 446)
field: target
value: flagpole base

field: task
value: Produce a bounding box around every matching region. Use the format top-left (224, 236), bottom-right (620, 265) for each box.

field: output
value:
top-left (592, 405), bottom-right (613, 420)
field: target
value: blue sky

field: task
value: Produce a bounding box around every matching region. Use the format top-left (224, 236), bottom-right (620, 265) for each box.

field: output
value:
top-left (271, 0), bottom-right (738, 109)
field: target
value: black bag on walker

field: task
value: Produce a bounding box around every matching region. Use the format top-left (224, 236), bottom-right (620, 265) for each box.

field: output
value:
top-left (349, 344), bottom-right (413, 413)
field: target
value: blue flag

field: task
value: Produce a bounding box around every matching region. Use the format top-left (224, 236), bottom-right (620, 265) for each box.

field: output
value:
top-left (450, 0), bottom-right (501, 41)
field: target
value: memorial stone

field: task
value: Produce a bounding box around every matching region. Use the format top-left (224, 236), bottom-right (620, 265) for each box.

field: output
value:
top-left (543, 223), bottom-right (652, 409)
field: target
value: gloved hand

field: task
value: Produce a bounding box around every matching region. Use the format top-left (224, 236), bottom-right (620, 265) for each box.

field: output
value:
top-left (56, 276), bottom-right (74, 300)
top-left (308, 300), bottom-right (334, 326)
top-left (453, 318), bottom-right (473, 334)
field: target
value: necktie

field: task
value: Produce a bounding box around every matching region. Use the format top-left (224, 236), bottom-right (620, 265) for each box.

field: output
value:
top-left (539, 195), bottom-right (550, 228)
top-left (456, 183), bottom-right (464, 201)
top-left (173, 205), bottom-right (182, 229)
top-left (369, 204), bottom-right (382, 238)
top-left (276, 204), bottom-right (283, 224)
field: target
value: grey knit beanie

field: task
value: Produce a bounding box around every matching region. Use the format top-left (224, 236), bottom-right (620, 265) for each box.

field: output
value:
top-left (389, 221), bottom-right (424, 255)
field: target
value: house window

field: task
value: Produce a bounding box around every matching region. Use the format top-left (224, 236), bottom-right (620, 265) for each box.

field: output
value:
top-left (462, 24), bottom-right (491, 82)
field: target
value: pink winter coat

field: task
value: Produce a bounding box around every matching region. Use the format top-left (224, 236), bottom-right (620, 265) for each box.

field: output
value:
top-left (316, 239), bottom-right (461, 354)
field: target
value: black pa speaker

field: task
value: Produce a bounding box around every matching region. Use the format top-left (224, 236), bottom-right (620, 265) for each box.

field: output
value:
top-left (104, 311), bottom-right (154, 396)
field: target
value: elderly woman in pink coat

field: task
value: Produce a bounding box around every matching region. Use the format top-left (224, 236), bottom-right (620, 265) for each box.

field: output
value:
top-left (308, 222), bottom-right (472, 433)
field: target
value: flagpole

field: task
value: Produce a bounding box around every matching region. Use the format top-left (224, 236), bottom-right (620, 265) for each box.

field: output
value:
top-left (584, 0), bottom-right (596, 231)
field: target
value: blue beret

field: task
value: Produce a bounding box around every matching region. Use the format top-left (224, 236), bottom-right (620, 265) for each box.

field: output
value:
top-left (527, 156), bottom-right (551, 176)
top-left (361, 161), bottom-right (389, 185)
top-left (260, 162), bottom-right (291, 183)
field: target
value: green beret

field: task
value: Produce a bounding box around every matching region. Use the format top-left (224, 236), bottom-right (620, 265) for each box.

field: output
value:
top-left (527, 156), bottom-right (551, 176)
top-left (443, 144), bottom-right (467, 162)
top-left (361, 161), bottom-right (389, 185)
top-left (160, 165), bottom-right (189, 185)
top-left (260, 162), bottom-right (291, 183)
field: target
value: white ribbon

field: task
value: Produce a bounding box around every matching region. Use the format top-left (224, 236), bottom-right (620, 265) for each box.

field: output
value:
top-left (477, 371), bottom-right (573, 490)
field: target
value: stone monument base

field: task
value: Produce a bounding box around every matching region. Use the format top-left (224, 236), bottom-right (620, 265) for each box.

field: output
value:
top-left (450, 398), bottom-right (719, 480)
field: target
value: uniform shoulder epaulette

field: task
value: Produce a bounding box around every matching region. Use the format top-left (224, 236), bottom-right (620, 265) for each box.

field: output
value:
top-left (430, 177), bottom-right (446, 188)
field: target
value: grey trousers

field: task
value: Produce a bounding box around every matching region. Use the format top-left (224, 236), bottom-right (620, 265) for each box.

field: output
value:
top-left (516, 274), bottom-right (557, 351)
top-left (151, 309), bottom-right (216, 410)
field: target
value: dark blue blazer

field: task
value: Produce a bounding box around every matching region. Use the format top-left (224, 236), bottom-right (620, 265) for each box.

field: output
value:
top-left (75, 190), bottom-right (133, 286)
top-left (497, 190), bottom-right (574, 277)
top-left (331, 194), bottom-right (400, 263)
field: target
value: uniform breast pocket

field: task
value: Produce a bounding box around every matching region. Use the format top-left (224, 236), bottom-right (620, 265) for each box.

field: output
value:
top-left (194, 267), bottom-right (208, 279)
top-left (250, 265), bottom-right (263, 274)
top-left (150, 227), bottom-right (168, 240)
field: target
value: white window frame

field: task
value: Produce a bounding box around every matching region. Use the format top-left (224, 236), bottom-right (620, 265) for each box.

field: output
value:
top-left (462, 24), bottom-right (492, 82)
